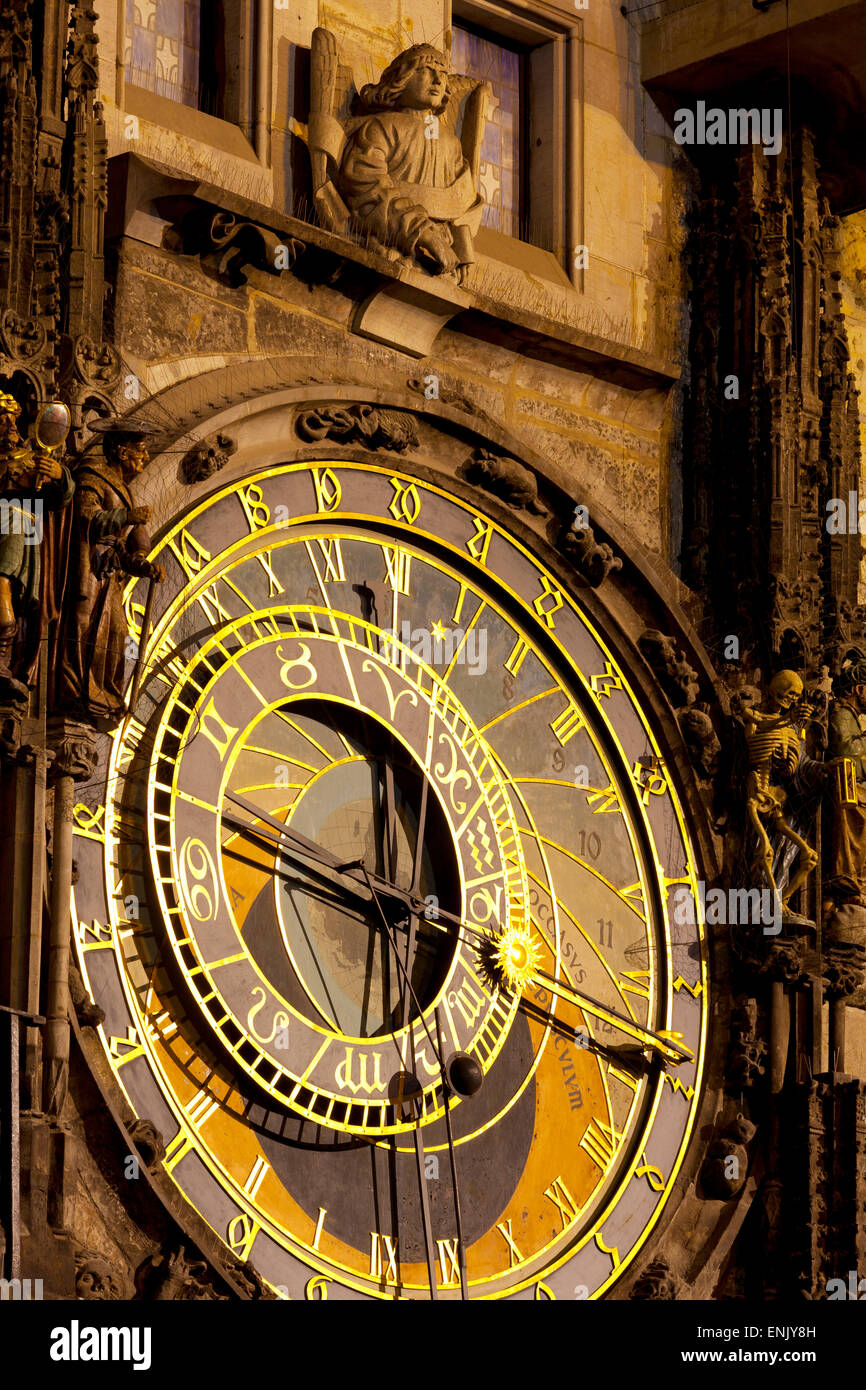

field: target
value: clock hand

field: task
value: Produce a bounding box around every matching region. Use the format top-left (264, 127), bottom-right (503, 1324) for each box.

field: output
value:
top-left (361, 865), bottom-right (443, 1302)
top-left (223, 797), bottom-right (691, 1066)
top-left (223, 790), bottom-right (357, 873)
top-left (521, 967), bottom-right (692, 1067)
top-left (221, 795), bottom-right (421, 916)
top-left (221, 809), bottom-right (379, 910)
top-left (434, 1006), bottom-right (469, 1301)
top-left (220, 838), bottom-right (373, 922)
top-left (397, 777), bottom-right (429, 1030)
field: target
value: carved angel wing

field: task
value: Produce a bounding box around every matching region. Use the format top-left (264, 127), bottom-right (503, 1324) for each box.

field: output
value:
top-left (443, 73), bottom-right (490, 182)
top-left (308, 27), bottom-right (350, 232)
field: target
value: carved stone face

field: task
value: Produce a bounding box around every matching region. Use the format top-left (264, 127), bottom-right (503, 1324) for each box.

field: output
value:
top-left (768, 669), bottom-right (803, 709)
top-left (399, 59), bottom-right (448, 111)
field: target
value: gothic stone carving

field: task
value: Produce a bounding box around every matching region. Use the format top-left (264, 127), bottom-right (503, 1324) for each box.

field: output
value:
top-left (728, 996), bottom-right (767, 1089)
top-left (309, 31), bottom-right (487, 280)
top-left (638, 629), bottom-right (700, 710)
top-left (700, 1113), bottom-right (757, 1199)
top-left (125, 1119), bottom-right (166, 1170)
top-left (558, 511), bottom-right (622, 588)
top-left (181, 431), bottom-right (238, 484)
top-left (295, 403), bottom-right (418, 453)
top-left (74, 1249), bottom-right (130, 1301)
top-left (69, 960), bottom-right (104, 1027)
top-left (678, 707), bottom-right (721, 781)
top-left (47, 719), bottom-right (98, 782)
top-left (460, 448), bottom-right (545, 516)
top-left (630, 1257), bottom-right (680, 1300)
top-left (136, 1245), bottom-right (228, 1301)
top-left (179, 207), bottom-right (305, 288)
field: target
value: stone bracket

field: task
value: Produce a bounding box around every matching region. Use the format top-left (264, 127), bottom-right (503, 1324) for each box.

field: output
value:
top-left (352, 274), bottom-right (471, 359)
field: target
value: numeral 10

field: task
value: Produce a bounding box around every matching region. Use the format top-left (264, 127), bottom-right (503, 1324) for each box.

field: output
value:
top-left (576, 829), bottom-right (601, 861)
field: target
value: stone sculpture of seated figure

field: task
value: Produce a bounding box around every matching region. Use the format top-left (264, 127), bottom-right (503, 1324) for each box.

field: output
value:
top-left (336, 44), bottom-right (484, 280)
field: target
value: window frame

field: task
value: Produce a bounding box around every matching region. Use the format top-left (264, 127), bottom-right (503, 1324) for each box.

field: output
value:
top-left (450, 17), bottom-right (529, 241)
top-left (451, 0), bottom-right (584, 287)
top-left (116, 0), bottom-right (267, 163)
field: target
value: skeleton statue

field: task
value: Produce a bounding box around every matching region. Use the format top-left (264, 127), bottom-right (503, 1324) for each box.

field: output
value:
top-left (737, 670), bottom-right (826, 920)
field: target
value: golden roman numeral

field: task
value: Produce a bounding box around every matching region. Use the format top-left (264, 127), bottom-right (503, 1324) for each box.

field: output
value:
top-left (187, 1088), bottom-right (220, 1128)
top-left (436, 1238), bottom-right (461, 1287)
top-left (607, 1063), bottom-right (639, 1094)
top-left (117, 716), bottom-right (146, 771)
top-left (369, 1232), bottom-right (399, 1284)
top-left (198, 697), bottom-right (239, 761)
top-left (164, 1088), bottom-right (219, 1172)
top-left (195, 581), bottom-right (233, 626)
top-left (243, 1155), bottom-right (270, 1201)
top-left (257, 550), bottom-right (284, 595)
top-left (544, 1176), bottom-right (579, 1230)
top-left (163, 1132), bottom-right (194, 1173)
top-left (579, 1117), bottom-right (620, 1171)
top-left (312, 1207), bottom-right (327, 1251)
top-left (504, 637), bottom-right (529, 676)
top-left (382, 545), bottom-right (411, 594)
top-left (550, 704), bottom-right (585, 745)
top-left (586, 783), bottom-right (620, 814)
top-left (307, 537), bottom-right (345, 584)
top-left (496, 1220), bottom-right (523, 1269)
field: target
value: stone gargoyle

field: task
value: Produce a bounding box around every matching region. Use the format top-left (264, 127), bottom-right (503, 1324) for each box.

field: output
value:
top-left (307, 29), bottom-right (488, 281)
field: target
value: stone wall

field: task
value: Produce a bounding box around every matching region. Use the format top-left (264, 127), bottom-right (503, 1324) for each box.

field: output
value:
top-left (94, 0), bottom-right (695, 560)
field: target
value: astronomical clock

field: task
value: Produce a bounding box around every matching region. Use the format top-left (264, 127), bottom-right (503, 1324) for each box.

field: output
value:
top-left (70, 459), bottom-right (707, 1301)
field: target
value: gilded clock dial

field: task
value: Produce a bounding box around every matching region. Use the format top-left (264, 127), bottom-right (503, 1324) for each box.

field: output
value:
top-left (72, 461), bottom-right (708, 1300)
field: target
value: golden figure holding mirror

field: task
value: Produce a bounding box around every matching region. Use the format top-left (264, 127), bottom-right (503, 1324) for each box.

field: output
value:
top-left (0, 393), bottom-right (73, 693)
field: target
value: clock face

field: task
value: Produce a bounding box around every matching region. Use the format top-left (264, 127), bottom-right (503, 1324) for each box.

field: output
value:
top-left (72, 459), bottom-right (707, 1301)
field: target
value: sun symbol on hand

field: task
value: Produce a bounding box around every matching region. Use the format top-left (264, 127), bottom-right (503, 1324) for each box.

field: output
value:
top-left (483, 922), bottom-right (541, 993)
